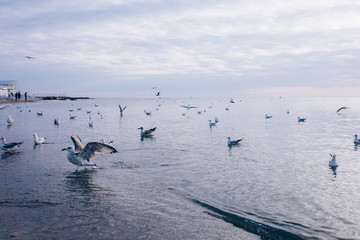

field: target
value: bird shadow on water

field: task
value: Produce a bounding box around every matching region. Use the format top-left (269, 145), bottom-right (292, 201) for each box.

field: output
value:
top-left (140, 136), bottom-right (155, 142)
top-left (1, 151), bottom-right (21, 160)
top-left (329, 166), bottom-right (337, 179)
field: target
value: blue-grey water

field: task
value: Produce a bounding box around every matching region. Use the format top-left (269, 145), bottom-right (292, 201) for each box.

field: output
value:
top-left (1, 97), bottom-right (360, 240)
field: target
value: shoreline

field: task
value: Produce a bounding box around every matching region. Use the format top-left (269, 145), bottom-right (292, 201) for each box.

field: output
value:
top-left (0, 98), bottom-right (42, 106)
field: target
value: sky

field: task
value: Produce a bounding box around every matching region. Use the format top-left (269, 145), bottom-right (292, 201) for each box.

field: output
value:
top-left (1, 0), bottom-right (360, 98)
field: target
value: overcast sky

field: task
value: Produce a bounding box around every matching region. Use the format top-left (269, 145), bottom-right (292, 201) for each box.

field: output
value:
top-left (1, 0), bottom-right (360, 98)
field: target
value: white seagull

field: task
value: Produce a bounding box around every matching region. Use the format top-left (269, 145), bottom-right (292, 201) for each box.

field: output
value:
top-left (227, 137), bottom-right (243, 146)
top-left (62, 134), bottom-right (117, 171)
top-left (230, 98), bottom-right (235, 103)
top-left (1, 137), bottom-right (23, 152)
top-left (354, 134), bottom-right (360, 145)
top-left (7, 115), bottom-right (14, 125)
top-left (138, 127), bottom-right (156, 138)
top-left (33, 133), bottom-right (46, 145)
top-left (329, 154), bottom-right (338, 167)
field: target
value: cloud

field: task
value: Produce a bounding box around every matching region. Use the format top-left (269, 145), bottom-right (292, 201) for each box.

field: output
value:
top-left (1, 0), bottom-right (360, 96)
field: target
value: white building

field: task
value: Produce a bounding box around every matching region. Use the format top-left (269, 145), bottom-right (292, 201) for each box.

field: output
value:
top-left (0, 80), bottom-right (16, 98)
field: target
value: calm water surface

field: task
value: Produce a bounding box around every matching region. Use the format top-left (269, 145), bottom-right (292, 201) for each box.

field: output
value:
top-left (1, 97), bottom-right (360, 239)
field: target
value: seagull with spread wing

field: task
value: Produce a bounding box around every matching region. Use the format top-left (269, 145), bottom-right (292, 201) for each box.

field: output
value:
top-left (62, 134), bottom-right (117, 171)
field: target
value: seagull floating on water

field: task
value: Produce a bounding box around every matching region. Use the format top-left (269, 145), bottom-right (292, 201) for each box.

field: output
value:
top-left (7, 115), bottom-right (14, 125)
top-left (33, 133), bottom-right (46, 145)
top-left (209, 120), bottom-right (216, 128)
top-left (119, 105), bottom-right (127, 117)
top-left (62, 134), bottom-right (117, 171)
top-left (265, 114), bottom-right (272, 119)
top-left (37, 111), bottom-right (43, 116)
top-left (227, 137), bottom-right (243, 146)
top-left (156, 92), bottom-right (160, 96)
top-left (230, 98), bottom-right (235, 103)
top-left (101, 139), bottom-right (113, 146)
top-left (25, 56), bottom-right (34, 59)
top-left (144, 110), bottom-right (152, 116)
top-left (138, 127), bottom-right (156, 138)
top-left (329, 154), bottom-right (338, 167)
top-left (354, 134), bottom-right (360, 145)
top-left (69, 114), bottom-right (77, 120)
top-left (1, 137), bottom-right (23, 152)
top-left (89, 121), bottom-right (94, 128)
top-left (298, 117), bottom-right (307, 122)
top-left (54, 118), bottom-right (60, 125)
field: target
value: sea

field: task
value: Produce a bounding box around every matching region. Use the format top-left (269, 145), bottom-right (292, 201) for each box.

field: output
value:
top-left (0, 97), bottom-right (360, 240)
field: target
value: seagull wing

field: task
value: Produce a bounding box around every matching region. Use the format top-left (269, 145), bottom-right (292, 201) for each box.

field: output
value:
top-left (337, 106), bottom-right (350, 113)
top-left (71, 134), bottom-right (85, 151)
top-left (4, 142), bottom-right (23, 149)
top-left (79, 142), bottom-right (118, 161)
top-left (144, 127), bottom-right (156, 135)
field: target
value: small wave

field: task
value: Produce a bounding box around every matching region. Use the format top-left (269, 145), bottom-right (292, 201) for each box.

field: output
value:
top-left (0, 200), bottom-right (61, 208)
top-left (191, 198), bottom-right (309, 240)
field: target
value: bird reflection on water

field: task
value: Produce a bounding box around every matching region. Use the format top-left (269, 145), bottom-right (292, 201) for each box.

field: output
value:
top-left (1, 151), bottom-right (21, 160)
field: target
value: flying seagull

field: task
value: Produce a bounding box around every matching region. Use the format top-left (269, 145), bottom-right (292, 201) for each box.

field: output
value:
top-left (138, 127), bottom-right (156, 138)
top-left (1, 137), bottom-right (23, 152)
top-left (336, 106), bottom-right (350, 113)
top-left (33, 133), bottom-right (46, 145)
top-left (62, 134), bottom-right (117, 171)
top-left (180, 105), bottom-right (198, 110)
top-left (227, 137), bottom-right (243, 146)
top-left (156, 92), bottom-right (160, 96)
top-left (25, 56), bottom-right (34, 59)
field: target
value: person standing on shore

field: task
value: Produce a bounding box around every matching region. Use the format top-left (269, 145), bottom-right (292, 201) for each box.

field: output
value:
top-left (15, 92), bottom-right (18, 101)
top-left (25, 92), bottom-right (28, 101)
